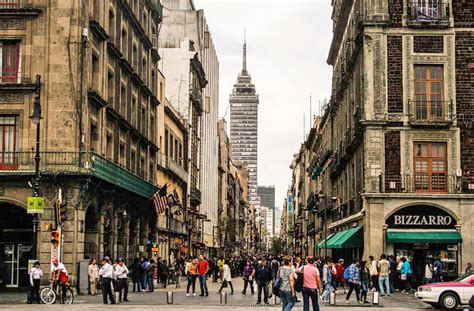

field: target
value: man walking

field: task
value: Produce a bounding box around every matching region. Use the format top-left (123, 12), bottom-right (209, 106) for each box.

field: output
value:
top-left (378, 254), bottom-right (390, 297)
top-left (255, 258), bottom-right (272, 305)
top-left (197, 255), bottom-right (209, 296)
top-left (99, 257), bottom-right (116, 305)
top-left (388, 255), bottom-right (397, 293)
top-left (345, 259), bottom-right (363, 304)
top-left (321, 258), bottom-right (334, 304)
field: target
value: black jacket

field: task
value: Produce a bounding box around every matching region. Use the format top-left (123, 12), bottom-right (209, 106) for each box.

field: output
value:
top-left (255, 264), bottom-right (272, 282)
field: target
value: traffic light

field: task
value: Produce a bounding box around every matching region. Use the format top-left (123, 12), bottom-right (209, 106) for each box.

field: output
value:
top-left (51, 230), bottom-right (60, 245)
top-left (58, 194), bottom-right (68, 224)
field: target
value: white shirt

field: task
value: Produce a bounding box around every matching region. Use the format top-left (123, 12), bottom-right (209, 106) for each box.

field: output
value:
top-left (50, 263), bottom-right (68, 275)
top-left (222, 264), bottom-right (232, 281)
top-left (425, 264), bottom-right (433, 279)
top-left (369, 260), bottom-right (378, 276)
top-left (99, 263), bottom-right (114, 278)
top-left (30, 267), bottom-right (43, 286)
top-left (114, 264), bottom-right (129, 279)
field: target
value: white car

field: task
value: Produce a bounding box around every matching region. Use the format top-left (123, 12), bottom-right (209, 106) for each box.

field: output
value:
top-left (415, 272), bottom-right (474, 310)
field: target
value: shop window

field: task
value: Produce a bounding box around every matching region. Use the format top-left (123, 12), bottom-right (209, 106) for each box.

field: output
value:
top-left (0, 115), bottom-right (19, 170)
top-left (414, 65), bottom-right (444, 121)
top-left (0, 41), bottom-right (21, 84)
top-left (413, 142), bottom-right (447, 193)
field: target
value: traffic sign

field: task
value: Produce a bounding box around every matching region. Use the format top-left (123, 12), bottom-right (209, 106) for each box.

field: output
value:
top-left (27, 196), bottom-right (45, 214)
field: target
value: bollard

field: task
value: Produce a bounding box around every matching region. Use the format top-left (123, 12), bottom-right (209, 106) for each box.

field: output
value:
top-left (372, 291), bottom-right (380, 305)
top-left (167, 291), bottom-right (173, 304)
top-left (329, 291), bottom-right (336, 305)
top-left (220, 292), bottom-right (227, 305)
top-left (115, 291), bottom-right (120, 304)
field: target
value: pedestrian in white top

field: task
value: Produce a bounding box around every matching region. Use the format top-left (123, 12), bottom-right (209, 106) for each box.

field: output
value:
top-left (115, 258), bottom-right (130, 302)
top-left (217, 261), bottom-right (234, 294)
top-left (99, 257), bottom-right (116, 304)
top-left (368, 255), bottom-right (378, 291)
top-left (88, 259), bottom-right (99, 295)
top-left (424, 259), bottom-right (433, 284)
top-left (29, 261), bottom-right (42, 304)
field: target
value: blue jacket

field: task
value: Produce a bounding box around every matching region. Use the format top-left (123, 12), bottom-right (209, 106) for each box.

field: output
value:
top-left (401, 261), bottom-right (412, 275)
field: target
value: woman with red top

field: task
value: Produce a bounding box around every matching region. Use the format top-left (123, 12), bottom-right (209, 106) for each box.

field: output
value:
top-left (335, 259), bottom-right (347, 293)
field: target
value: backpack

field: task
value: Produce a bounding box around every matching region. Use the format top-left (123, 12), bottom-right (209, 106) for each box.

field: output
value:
top-left (343, 267), bottom-right (350, 280)
top-left (294, 268), bottom-right (304, 292)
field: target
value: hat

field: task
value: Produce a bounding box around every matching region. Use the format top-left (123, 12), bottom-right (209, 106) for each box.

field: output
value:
top-left (118, 257), bottom-right (124, 262)
top-left (339, 259), bottom-right (344, 262)
top-left (34, 260), bottom-right (41, 265)
top-left (102, 256), bottom-right (110, 262)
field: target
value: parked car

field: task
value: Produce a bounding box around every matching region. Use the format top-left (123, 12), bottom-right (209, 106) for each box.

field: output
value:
top-left (415, 272), bottom-right (474, 310)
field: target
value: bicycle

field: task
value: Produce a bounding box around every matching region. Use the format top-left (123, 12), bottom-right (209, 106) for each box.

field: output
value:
top-left (40, 280), bottom-right (74, 304)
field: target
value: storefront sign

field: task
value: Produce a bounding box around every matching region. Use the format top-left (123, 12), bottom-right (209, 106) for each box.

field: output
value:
top-left (387, 205), bottom-right (456, 229)
top-left (27, 196), bottom-right (45, 214)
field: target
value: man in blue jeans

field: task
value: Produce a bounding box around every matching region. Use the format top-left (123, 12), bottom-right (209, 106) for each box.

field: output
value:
top-left (301, 256), bottom-right (323, 311)
top-left (378, 254), bottom-right (391, 296)
top-left (321, 258), bottom-right (334, 303)
top-left (197, 255), bottom-right (209, 296)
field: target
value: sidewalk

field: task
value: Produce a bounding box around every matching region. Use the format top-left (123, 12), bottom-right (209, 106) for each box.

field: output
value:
top-left (0, 277), bottom-right (429, 309)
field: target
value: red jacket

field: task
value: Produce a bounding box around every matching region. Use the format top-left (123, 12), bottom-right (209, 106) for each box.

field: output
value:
top-left (336, 263), bottom-right (346, 281)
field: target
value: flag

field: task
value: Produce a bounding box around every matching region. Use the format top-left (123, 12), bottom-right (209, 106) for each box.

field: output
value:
top-left (173, 189), bottom-right (185, 214)
top-left (169, 190), bottom-right (183, 216)
top-left (152, 184), bottom-right (168, 215)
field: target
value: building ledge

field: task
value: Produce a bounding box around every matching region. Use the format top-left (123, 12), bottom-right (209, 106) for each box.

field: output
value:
top-left (0, 7), bottom-right (42, 19)
top-left (89, 20), bottom-right (109, 41)
top-left (363, 193), bottom-right (474, 199)
top-left (0, 83), bottom-right (35, 92)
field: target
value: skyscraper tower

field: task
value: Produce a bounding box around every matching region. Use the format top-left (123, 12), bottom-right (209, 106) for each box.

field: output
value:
top-left (230, 37), bottom-right (259, 205)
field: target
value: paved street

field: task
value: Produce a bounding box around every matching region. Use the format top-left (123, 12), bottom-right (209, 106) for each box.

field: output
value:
top-left (0, 278), bottom-right (432, 310)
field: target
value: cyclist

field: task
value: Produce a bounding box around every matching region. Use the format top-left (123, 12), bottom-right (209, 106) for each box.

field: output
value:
top-left (50, 257), bottom-right (68, 301)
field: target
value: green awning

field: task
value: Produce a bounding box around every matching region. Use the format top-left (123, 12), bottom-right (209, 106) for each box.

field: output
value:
top-left (317, 233), bottom-right (334, 248)
top-left (386, 230), bottom-right (462, 244)
top-left (319, 226), bottom-right (364, 249)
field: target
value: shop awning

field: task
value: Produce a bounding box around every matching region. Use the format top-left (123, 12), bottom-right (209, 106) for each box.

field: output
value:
top-left (386, 230), bottom-right (462, 244)
top-left (318, 226), bottom-right (364, 249)
top-left (316, 233), bottom-right (334, 249)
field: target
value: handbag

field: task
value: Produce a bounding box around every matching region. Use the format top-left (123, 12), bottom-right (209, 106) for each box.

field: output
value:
top-left (222, 280), bottom-right (228, 288)
top-left (294, 267), bottom-right (304, 293)
top-left (272, 268), bottom-right (282, 297)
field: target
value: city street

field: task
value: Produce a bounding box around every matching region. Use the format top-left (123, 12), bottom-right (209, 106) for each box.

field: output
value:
top-left (0, 278), bottom-right (431, 310)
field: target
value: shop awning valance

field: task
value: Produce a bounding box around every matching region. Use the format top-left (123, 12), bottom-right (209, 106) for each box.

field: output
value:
top-left (386, 230), bottom-right (462, 244)
top-left (318, 226), bottom-right (364, 249)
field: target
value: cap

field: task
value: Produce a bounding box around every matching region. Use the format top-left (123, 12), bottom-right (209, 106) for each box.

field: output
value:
top-left (118, 257), bottom-right (124, 262)
top-left (52, 257), bottom-right (59, 264)
top-left (102, 256), bottom-right (110, 262)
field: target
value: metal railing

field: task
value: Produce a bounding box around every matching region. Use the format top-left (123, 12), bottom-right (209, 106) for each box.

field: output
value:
top-left (409, 100), bottom-right (453, 122)
top-left (0, 0), bottom-right (22, 9)
top-left (368, 174), bottom-right (465, 194)
top-left (156, 215), bottom-right (187, 235)
top-left (0, 151), bottom-right (158, 198)
top-left (406, 0), bottom-right (450, 22)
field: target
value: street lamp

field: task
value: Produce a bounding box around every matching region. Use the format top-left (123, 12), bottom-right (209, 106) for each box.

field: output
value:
top-left (30, 75), bottom-right (42, 260)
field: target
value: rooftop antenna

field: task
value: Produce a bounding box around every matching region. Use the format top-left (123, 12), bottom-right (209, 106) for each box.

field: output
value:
top-left (242, 29), bottom-right (247, 75)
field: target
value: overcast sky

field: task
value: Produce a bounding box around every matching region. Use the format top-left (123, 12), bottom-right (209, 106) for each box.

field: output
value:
top-left (194, 0), bottom-right (333, 207)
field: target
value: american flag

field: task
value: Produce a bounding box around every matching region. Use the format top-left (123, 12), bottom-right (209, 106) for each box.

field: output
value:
top-left (152, 184), bottom-right (168, 215)
top-left (169, 189), bottom-right (183, 216)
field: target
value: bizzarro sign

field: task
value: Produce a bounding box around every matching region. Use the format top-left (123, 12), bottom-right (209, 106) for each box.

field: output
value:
top-left (386, 205), bottom-right (456, 229)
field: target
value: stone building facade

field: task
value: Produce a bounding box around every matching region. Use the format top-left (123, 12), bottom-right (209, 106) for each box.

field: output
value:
top-left (0, 0), bottom-right (164, 288)
top-left (300, 0), bottom-right (474, 281)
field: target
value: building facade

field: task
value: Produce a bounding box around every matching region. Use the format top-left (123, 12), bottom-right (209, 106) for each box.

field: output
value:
top-left (287, 0), bottom-right (474, 284)
top-left (258, 185), bottom-right (276, 235)
top-left (229, 40), bottom-right (259, 205)
top-left (0, 0), bottom-right (164, 288)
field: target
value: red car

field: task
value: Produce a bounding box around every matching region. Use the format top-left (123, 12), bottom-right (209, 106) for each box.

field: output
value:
top-left (415, 272), bottom-right (474, 310)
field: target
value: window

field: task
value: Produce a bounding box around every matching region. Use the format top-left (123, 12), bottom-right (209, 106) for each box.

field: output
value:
top-left (414, 65), bottom-right (444, 120)
top-left (411, 0), bottom-right (443, 20)
top-left (413, 142), bottom-right (447, 193)
top-left (131, 97), bottom-right (137, 126)
top-left (119, 143), bottom-right (126, 167)
top-left (164, 129), bottom-right (168, 156)
top-left (120, 85), bottom-right (126, 116)
top-left (108, 9), bottom-right (115, 42)
top-left (90, 122), bottom-right (99, 152)
top-left (121, 28), bottom-right (127, 55)
top-left (107, 71), bottom-right (114, 105)
top-left (91, 53), bottom-right (99, 90)
top-left (106, 134), bottom-right (113, 160)
top-left (141, 106), bottom-right (146, 134)
top-left (0, 41), bottom-right (21, 84)
top-left (0, 1), bottom-right (22, 8)
top-left (0, 115), bottom-right (19, 170)
top-left (130, 150), bottom-right (136, 173)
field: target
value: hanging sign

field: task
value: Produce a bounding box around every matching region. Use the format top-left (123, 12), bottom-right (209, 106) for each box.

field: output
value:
top-left (27, 196), bottom-right (45, 214)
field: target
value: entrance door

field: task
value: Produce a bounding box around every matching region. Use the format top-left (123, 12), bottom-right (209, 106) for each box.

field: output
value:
top-left (3, 243), bottom-right (19, 287)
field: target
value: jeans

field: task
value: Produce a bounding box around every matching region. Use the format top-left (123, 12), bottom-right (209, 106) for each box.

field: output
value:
top-left (243, 277), bottom-right (254, 294)
top-left (280, 290), bottom-right (295, 311)
top-left (257, 281), bottom-right (269, 303)
top-left (199, 275), bottom-right (209, 295)
top-left (302, 287), bottom-right (320, 311)
top-left (187, 275), bottom-right (197, 294)
top-left (140, 274), bottom-right (147, 290)
top-left (378, 276), bottom-right (390, 295)
top-left (321, 283), bottom-right (333, 302)
top-left (361, 282), bottom-right (369, 301)
top-left (147, 275), bottom-right (154, 292)
top-left (346, 281), bottom-right (361, 302)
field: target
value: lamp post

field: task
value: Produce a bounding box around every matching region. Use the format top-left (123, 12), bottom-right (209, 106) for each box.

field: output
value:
top-left (30, 75), bottom-right (42, 260)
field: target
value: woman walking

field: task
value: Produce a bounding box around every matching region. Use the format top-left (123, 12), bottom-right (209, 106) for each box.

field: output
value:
top-left (279, 257), bottom-right (296, 311)
top-left (359, 261), bottom-right (371, 304)
top-left (186, 258), bottom-right (198, 297)
top-left (88, 259), bottom-right (99, 295)
top-left (400, 257), bottom-right (413, 294)
top-left (218, 260), bottom-right (234, 294)
top-left (242, 259), bottom-right (255, 294)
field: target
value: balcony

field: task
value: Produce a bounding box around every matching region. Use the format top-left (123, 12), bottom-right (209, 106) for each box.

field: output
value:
top-left (0, 0), bottom-right (41, 17)
top-left (158, 153), bottom-right (188, 183)
top-left (190, 87), bottom-right (203, 114)
top-left (408, 100), bottom-right (453, 127)
top-left (0, 151), bottom-right (158, 198)
top-left (190, 187), bottom-right (201, 206)
top-left (406, 0), bottom-right (450, 27)
top-left (156, 215), bottom-right (187, 235)
top-left (367, 173), bottom-right (473, 194)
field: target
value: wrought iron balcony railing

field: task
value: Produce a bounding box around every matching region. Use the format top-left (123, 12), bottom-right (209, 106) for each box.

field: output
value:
top-left (156, 215), bottom-right (187, 235)
top-left (367, 173), bottom-right (471, 194)
top-left (0, 0), bottom-right (22, 9)
top-left (408, 100), bottom-right (453, 124)
top-left (0, 151), bottom-right (158, 198)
